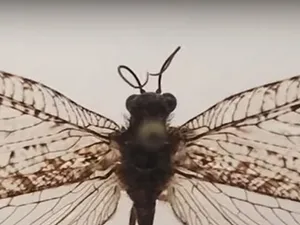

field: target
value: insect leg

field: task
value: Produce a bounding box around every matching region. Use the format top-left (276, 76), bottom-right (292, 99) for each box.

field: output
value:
top-left (129, 205), bottom-right (137, 225)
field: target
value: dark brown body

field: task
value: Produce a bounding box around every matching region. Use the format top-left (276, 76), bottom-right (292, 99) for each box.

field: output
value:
top-left (114, 124), bottom-right (178, 225)
top-left (113, 91), bottom-right (179, 225)
top-left (116, 153), bottom-right (172, 225)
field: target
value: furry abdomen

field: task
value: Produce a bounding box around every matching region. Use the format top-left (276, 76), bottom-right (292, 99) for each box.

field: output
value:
top-left (116, 146), bottom-right (174, 203)
top-left (115, 145), bottom-right (174, 225)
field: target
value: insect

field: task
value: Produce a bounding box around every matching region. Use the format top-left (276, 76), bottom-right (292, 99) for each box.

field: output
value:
top-left (0, 47), bottom-right (300, 225)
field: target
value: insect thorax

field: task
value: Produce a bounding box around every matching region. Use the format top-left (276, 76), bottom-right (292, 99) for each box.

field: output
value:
top-left (117, 118), bottom-right (173, 168)
top-left (114, 118), bottom-right (176, 205)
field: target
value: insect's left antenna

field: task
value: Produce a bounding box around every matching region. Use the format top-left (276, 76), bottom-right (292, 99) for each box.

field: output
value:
top-left (118, 65), bottom-right (148, 94)
top-left (148, 46), bottom-right (181, 94)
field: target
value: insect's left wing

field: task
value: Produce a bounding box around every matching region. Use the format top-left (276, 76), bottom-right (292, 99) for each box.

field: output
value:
top-left (169, 75), bottom-right (300, 225)
top-left (0, 71), bottom-right (121, 225)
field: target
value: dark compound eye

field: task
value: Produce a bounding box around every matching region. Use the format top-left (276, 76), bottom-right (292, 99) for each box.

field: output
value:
top-left (162, 93), bottom-right (177, 112)
top-left (126, 94), bottom-right (138, 112)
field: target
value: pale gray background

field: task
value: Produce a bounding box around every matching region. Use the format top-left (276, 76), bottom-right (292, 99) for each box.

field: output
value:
top-left (0, 1), bottom-right (300, 224)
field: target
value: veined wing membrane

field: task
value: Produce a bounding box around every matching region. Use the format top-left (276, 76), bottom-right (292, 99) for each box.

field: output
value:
top-left (0, 71), bottom-right (121, 224)
top-left (168, 174), bottom-right (300, 225)
top-left (0, 174), bottom-right (120, 225)
top-left (171, 75), bottom-right (300, 224)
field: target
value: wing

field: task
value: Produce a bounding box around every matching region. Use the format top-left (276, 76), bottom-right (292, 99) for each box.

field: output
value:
top-left (170, 74), bottom-right (300, 224)
top-left (0, 174), bottom-right (121, 225)
top-left (0, 71), bottom-right (121, 224)
top-left (167, 174), bottom-right (300, 225)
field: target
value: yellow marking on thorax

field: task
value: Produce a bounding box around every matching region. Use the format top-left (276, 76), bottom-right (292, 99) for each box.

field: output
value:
top-left (137, 120), bottom-right (167, 139)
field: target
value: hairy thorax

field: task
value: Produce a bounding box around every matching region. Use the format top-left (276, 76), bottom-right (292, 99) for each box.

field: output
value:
top-left (114, 119), bottom-right (177, 203)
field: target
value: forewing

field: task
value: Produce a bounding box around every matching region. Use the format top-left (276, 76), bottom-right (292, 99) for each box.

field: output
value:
top-left (0, 71), bottom-right (121, 224)
top-left (170, 75), bottom-right (300, 224)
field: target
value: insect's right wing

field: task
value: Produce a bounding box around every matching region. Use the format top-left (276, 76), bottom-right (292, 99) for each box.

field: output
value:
top-left (167, 174), bottom-right (300, 225)
top-left (168, 74), bottom-right (300, 225)
top-left (0, 71), bottom-right (122, 225)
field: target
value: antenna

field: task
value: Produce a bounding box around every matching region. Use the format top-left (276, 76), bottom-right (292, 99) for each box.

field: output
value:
top-left (148, 46), bottom-right (181, 94)
top-left (118, 46), bottom-right (181, 94)
top-left (118, 65), bottom-right (148, 94)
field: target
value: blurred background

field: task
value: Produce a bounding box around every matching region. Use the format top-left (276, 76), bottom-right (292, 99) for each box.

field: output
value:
top-left (0, 1), bottom-right (300, 224)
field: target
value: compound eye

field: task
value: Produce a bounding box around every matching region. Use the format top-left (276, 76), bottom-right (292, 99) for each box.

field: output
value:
top-left (162, 93), bottom-right (177, 112)
top-left (126, 94), bottom-right (138, 112)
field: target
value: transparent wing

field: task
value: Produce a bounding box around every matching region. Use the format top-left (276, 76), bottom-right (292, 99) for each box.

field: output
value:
top-left (0, 173), bottom-right (121, 225)
top-left (171, 75), bottom-right (300, 224)
top-left (0, 71), bottom-right (121, 224)
top-left (167, 174), bottom-right (300, 225)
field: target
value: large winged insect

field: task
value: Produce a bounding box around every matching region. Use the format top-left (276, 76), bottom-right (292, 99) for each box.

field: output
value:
top-left (0, 47), bottom-right (300, 225)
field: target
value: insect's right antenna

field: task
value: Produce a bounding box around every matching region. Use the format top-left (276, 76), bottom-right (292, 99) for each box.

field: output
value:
top-left (148, 46), bottom-right (181, 94)
top-left (118, 65), bottom-right (149, 94)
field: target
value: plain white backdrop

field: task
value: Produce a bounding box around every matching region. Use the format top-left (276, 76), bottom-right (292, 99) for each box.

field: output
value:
top-left (0, 2), bottom-right (300, 224)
